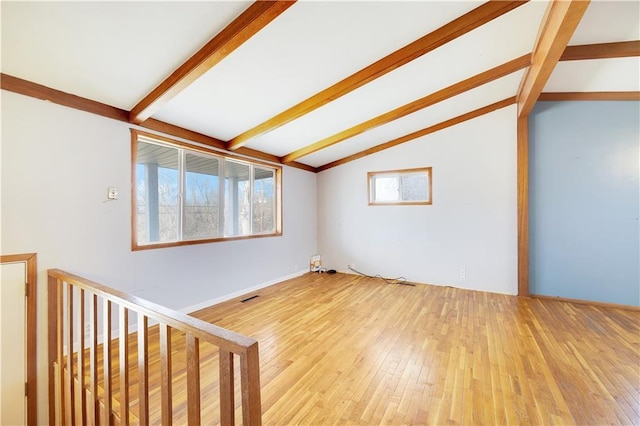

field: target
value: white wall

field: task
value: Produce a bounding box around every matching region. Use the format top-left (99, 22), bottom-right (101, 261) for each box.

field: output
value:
top-left (317, 106), bottom-right (518, 295)
top-left (1, 90), bottom-right (317, 423)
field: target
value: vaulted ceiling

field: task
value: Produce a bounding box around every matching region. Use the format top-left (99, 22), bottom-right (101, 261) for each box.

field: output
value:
top-left (2, 1), bottom-right (638, 172)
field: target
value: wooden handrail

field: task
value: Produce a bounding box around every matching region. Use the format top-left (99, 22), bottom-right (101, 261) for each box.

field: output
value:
top-left (48, 269), bottom-right (256, 352)
top-left (47, 268), bottom-right (262, 425)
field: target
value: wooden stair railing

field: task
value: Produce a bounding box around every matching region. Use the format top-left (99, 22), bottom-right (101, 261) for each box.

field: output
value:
top-left (47, 269), bottom-right (262, 425)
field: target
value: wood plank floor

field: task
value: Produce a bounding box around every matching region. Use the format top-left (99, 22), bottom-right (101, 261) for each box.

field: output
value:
top-left (92, 272), bottom-right (640, 425)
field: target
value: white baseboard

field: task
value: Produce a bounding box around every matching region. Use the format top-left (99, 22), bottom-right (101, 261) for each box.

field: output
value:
top-left (179, 269), bottom-right (309, 314)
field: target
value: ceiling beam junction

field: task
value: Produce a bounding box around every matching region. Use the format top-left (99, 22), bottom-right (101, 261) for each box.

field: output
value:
top-left (516, 0), bottom-right (590, 118)
top-left (129, 1), bottom-right (295, 124)
top-left (227, 0), bottom-right (529, 151)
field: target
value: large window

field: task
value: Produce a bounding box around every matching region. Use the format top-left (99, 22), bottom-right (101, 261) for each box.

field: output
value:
top-left (132, 130), bottom-right (281, 250)
top-left (368, 167), bottom-right (432, 205)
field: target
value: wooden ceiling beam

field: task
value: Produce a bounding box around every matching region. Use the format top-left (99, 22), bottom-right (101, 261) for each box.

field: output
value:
top-left (561, 40), bottom-right (640, 61)
top-left (129, 1), bottom-right (295, 124)
top-left (281, 55), bottom-right (530, 163)
top-left (516, 0), bottom-right (590, 118)
top-left (1, 73), bottom-right (129, 122)
top-left (227, 0), bottom-right (529, 151)
top-left (317, 97), bottom-right (516, 172)
top-left (539, 91), bottom-right (640, 101)
top-left (1, 73), bottom-right (314, 173)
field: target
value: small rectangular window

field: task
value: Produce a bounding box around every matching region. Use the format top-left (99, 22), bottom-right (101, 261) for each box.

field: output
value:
top-left (368, 167), bottom-right (432, 205)
top-left (132, 130), bottom-right (282, 250)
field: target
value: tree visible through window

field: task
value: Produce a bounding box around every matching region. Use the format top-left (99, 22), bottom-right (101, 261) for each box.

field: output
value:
top-left (132, 131), bottom-right (281, 249)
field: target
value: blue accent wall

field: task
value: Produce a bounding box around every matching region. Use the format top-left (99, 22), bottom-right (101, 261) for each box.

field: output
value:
top-left (530, 101), bottom-right (640, 306)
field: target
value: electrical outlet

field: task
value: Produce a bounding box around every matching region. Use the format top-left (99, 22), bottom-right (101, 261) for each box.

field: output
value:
top-left (348, 263), bottom-right (356, 271)
top-left (459, 268), bottom-right (466, 283)
top-left (84, 323), bottom-right (91, 336)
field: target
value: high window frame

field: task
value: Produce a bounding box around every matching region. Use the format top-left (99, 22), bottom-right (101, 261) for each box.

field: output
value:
top-left (131, 130), bottom-right (282, 250)
top-left (368, 167), bottom-right (433, 206)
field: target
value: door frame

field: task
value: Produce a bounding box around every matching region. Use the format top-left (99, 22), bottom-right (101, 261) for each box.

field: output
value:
top-left (1, 253), bottom-right (37, 426)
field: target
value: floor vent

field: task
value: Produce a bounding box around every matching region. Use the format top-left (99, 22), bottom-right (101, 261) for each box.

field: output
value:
top-left (241, 295), bottom-right (260, 303)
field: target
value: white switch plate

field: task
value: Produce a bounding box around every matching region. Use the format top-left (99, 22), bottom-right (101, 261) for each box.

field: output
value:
top-left (108, 186), bottom-right (119, 200)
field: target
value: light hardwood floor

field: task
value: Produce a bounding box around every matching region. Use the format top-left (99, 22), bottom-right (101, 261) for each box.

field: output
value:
top-left (97, 272), bottom-right (640, 425)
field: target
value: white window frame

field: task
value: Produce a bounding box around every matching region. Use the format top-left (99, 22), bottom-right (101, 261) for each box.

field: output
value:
top-left (368, 167), bottom-right (432, 206)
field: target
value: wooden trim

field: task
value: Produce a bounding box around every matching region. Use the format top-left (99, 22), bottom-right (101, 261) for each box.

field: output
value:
top-left (65, 284), bottom-right (75, 425)
top-left (132, 232), bottom-right (283, 251)
top-left (77, 289), bottom-right (87, 425)
top-left (90, 294), bottom-right (99, 425)
top-left (102, 300), bottom-right (112, 425)
top-left (56, 281), bottom-right (64, 425)
top-left (275, 166), bottom-right (283, 235)
top-left (227, 0), bottom-right (529, 150)
top-left (240, 343), bottom-right (262, 425)
top-left (129, 1), bottom-right (295, 124)
top-left (282, 55), bottom-right (530, 163)
top-left (48, 275), bottom-right (57, 425)
top-left (219, 349), bottom-right (235, 426)
top-left (141, 120), bottom-right (314, 172)
top-left (560, 40), bottom-right (640, 61)
top-left (539, 91), bottom-right (640, 101)
top-left (516, 0), bottom-right (590, 117)
top-left (531, 294), bottom-right (640, 312)
top-left (367, 168), bottom-right (433, 206)
top-left (119, 306), bottom-right (130, 425)
top-left (317, 97), bottom-right (516, 172)
top-left (131, 129), bottom-right (284, 251)
top-left (1, 253), bottom-right (38, 426)
top-left (130, 131), bottom-right (138, 253)
top-left (47, 269), bottom-right (258, 352)
top-left (517, 116), bottom-right (529, 297)
top-left (132, 129), bottom-right (283, 171)
top-left (1, 73), bottom-right (315, 173)
top-left (137, 315), bottom-right (150, 426)
top-left (160, 324), bottom-right (173, 426)
top-left (186, 334), bottom-right (201, 426)
top-left (141, 119), bottom-right (226, 150)
top-left (0, 74), bottom-right (129, 121)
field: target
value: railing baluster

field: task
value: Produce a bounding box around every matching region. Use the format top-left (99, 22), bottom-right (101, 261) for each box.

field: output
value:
top-left (103, 299), bottom-right (113, 425)
top-left (138, 315), bottom-right (149, 426)
top-left (160, 323), bottom-right (173, 426)
top-left (186, 334), bottom-right (201, 426)
top-left (78, 289), bottom-right (87, 424)
top-left (66, 283), bottom-right (76, 426)
top-left (219, 349), bottom-right (234, 426)
top-left (47, 269), bottom-right (262, 425)
top-left (47, 275), bottom-right (60, 425)
top-left (90, 293), bottom-right (99, 426)
top-left (119, 305), bottom-right (130, 425)
top-left (240, 343), bottom-right (262, 426)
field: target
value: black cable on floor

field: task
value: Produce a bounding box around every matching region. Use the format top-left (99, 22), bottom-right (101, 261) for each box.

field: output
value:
top-left (347, 266), bottom-right (416, 286)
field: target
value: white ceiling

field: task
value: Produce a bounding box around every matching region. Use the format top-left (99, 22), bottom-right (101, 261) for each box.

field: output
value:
top-left (1, 1), bottom-right (251, 109)
top-left (2, 1), bottom-right (638, 170)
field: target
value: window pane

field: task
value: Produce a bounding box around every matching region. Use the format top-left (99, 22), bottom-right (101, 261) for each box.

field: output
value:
top-left (253, 168), bottom-right (275, 233)
top-left (184, 153), bottom-right (220, 238)
top-left (224, 160), bottom-right (251, 237)
top-left (136, 141), bottom-right (179, 243)
top-left (401, 174), bottom-right (428, 201)
top-left (374, 176), bottom-right (400, 201)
